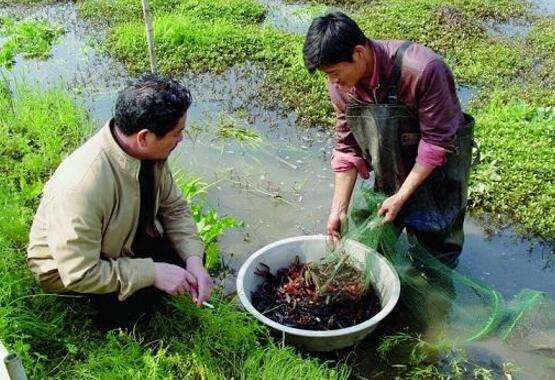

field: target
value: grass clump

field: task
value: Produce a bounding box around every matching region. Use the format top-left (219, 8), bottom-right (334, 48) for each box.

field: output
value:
top-left (468, 89), bottom-right (555, 238)
top-left (78, 0), bottom-right (266, 25)
top-left (526, 17), bottom-right (555, 84)
top-left (216, 114), bottom-right (262, 144)
top-left (377, 332), bottom-right (507, 379)
top-left (0, 17), bottom-right (63, 68)
top-left (242, 345), bottom-right (350, 379)
top-left (78, 0), bottom-right (183, 25)
top-left (0, 81), bottom-right (348, 378)
top-left (108, 14), bottom-right (264, 73)
top-left (0, 82), bottom-right (90, 248)
top-left (79, 0), bottom-right (332, 125)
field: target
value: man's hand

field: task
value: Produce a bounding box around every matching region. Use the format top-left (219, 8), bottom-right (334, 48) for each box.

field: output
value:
top-left (327, 210), bottom-right (346, 244)
top-left (327, 168), bottom-right (358, 244)
top-left (153, 262), bottom-right (197, 296)
top-left (378, 163), bottom-right (436, 223)
top-left (378, 192), bottom-right (408, 223)
top-left (186, 256), bottom-right (213, 306)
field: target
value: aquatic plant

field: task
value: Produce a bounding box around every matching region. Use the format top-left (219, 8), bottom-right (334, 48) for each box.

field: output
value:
top-left (377, 332), bottom-right (510, 379)
top-left (0, 17), bottom-right (63, 67)
top-left (216, 114), bottom-right (262, 145)
top-left (78, 0), bottom-right (266, 25)
top-left (176, 174), bottom-right (242, 271)
top-left (469, 88), bottom-right (555, 238)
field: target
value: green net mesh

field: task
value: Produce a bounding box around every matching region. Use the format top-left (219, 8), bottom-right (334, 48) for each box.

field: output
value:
top-left (343, 184), bottom-right (554, 349)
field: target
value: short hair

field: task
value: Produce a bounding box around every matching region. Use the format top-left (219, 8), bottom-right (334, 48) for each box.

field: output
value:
top-left (303, 12), bottom-right (367, 73)
top-left (114, 73), bottom-right (192, 137)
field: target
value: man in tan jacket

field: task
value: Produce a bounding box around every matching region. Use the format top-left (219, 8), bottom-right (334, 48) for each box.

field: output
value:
top-left (27, 74), bottom-right (212, 325)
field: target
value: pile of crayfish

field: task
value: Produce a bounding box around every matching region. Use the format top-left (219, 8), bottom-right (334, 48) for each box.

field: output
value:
top-left (251, 256), bottom-right (381, 330)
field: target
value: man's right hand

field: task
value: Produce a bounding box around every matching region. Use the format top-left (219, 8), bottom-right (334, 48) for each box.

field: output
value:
top-left (327, 168), bottom-right (357, 245)
top-left (153, 262), bottom-right (197, 296)
top-left (327, 210), bottom-right (346, 244)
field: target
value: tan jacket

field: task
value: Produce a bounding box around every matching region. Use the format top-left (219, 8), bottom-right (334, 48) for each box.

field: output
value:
top-left (27, 120), bottom-right (203, 300)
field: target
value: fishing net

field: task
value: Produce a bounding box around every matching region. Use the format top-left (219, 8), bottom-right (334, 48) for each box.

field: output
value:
top-left (343, 183), bottom-right (555, 349)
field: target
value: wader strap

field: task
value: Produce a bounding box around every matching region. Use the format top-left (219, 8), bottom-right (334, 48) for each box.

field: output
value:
top-left (387, 41), bottom-right (413, 104)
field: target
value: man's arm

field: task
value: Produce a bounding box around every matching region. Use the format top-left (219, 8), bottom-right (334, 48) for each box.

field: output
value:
top-left (158, 162), bottom-right (212, 305)
top-left (158, 162), bottom-right (204, 261)
top-left (46, 189), bottom-right (156, 301)
top-left (326, 82), bottom-right (370, 240)
top-left (378, 163), bottom-right (434, 222)
top-left (328, 168), bottom-right (358, 240)
top-left (328, 82), bottom-right (370, 179)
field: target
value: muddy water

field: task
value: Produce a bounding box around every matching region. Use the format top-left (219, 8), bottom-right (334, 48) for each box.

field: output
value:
top-left (1, 1), bottom-right (553, 378)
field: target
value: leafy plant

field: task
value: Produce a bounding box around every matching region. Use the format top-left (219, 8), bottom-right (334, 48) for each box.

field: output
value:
top-left (176, 175), bottom-right (242, 271)
top-left (0, 17), bottom-right (63, 67)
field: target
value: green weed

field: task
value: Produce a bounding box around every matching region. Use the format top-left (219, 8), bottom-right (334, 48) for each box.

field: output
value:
top-left (78, 0), bottom-right (266, 25)
top-left (0, 82), bottom-right (91, 248)
top-left (377, 332), bottom-right (504, 379)
top-left (191, 203), bottom-right (241, 271)
top-left (176, 174), bottom-right (242, 271)
top-left (216, 114), bottom-right (262, 145)
top-left (469, 89), bottom-right (555, 238)
top-left (0, 17), bottom-right (63, 67)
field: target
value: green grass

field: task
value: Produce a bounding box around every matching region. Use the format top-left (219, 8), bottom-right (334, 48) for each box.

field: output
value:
top-left (468, 88), bottom-right (555, 237)
top-left (0, 17), bottom-right (63, 67)
top-left (78, 0), bottom-right (266, 25)
top-left (526, 17), bottom-right (555, 85)
top-left (0, 81), bottom-right (348, 378)
top-left (215, 114), bottom-right (262, 144)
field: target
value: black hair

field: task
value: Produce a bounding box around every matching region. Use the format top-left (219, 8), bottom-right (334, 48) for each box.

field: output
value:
top-left (114, 73), bottom-right (192, 137)
top-left (303, 12), bottom-right (367, 73)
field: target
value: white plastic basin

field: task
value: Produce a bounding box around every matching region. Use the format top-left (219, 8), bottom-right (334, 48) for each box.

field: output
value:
top-left (237, 235), bottom-right (401, 351)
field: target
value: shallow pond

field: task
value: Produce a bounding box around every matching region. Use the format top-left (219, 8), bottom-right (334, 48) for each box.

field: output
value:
top-left (1, 1), bottom-right (553, 378)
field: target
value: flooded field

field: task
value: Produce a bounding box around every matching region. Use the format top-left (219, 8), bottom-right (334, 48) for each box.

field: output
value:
top-left (1, 0), bottom-right (553, 378)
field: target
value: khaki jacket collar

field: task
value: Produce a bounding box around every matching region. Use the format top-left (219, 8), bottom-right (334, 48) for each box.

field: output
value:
top-left (100, 119), bottom-right (141, 176)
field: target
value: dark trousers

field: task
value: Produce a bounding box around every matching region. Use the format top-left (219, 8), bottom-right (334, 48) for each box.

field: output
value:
top-left (401, 211), bottom-right (465, 269)
top-left (86, 234), bottom-right (184, 330)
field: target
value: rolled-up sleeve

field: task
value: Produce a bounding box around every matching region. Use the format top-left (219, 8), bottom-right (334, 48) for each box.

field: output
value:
top-left (416, 60), bottom-right (463, 167)
top-left (328, 82), bottom-right (370, 179)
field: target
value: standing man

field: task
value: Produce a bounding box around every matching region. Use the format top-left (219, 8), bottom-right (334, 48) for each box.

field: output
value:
top-left (303, 12), bottom-right (474, 267)
top-left (27, 74), bottom-right (212, 326)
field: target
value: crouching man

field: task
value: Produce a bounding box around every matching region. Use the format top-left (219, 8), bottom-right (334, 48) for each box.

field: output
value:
top-left (27, 74), bottom-right (212, 326)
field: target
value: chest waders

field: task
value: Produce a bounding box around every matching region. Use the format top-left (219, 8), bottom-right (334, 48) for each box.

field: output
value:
top-left (346, 42), bottom-right (475, 267)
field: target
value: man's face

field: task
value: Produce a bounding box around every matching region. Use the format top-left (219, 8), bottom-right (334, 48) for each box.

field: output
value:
top-left (320, 46), bottom-right (367, 91)
top-left (140, 114), bottom-right (186, 160)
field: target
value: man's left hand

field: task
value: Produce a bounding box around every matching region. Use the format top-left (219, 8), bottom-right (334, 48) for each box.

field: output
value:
top-left (186, 256), bottom-right (213, 306)
top-left (378, 192), bottom-right (408, 223)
